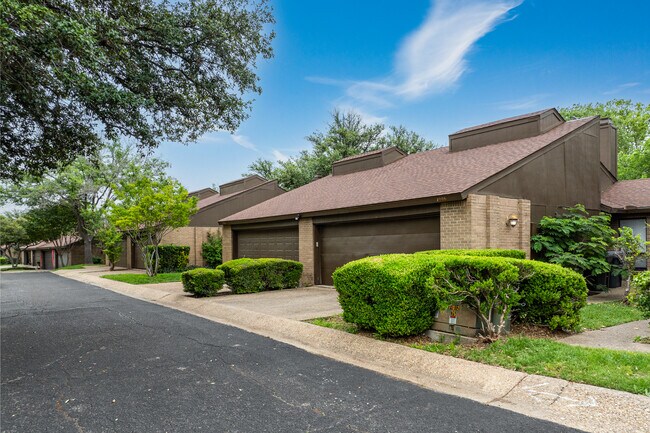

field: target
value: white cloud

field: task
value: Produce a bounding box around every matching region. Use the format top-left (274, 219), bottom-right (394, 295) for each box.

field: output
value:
top-left (495, 94), bottom-right (550, 111)
top-left (335, 104), bottom-right (388, 125)
top-left (231, 134), bottom-right (256, 151)
top-left (603, 82), bottom-right (640, 95)
top-left (308, 0), bottom-right (521, 109)
top-left (272, 149), bottom-right (289, 163)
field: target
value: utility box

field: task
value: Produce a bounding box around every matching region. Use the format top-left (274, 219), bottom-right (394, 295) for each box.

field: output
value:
top-left (429, 304), bottom-right (510, 339)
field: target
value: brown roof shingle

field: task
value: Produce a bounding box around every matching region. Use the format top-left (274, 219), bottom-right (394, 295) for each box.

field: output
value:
top-left (222, 117), bottom-right (595, 223)
top-left (601, 178), bottom-right (650, 211)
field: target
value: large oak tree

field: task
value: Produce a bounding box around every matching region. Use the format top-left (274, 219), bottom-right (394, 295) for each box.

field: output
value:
top-left (1, 0), bottom-right (274, 180)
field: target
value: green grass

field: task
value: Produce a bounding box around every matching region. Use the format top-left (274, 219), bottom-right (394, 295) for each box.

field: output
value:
top-left (308, 316), bottom-right (358, 334)
top-left (579, 302), bottom-right (646, 330)
top-left (308, 314), bottom-right (650, 395)
top-left (414, 337), bottom-right (650, 395)
top-left (101, 272), bottom-right (182, 285)
top-left (0, 266), bottom-right (37, 272)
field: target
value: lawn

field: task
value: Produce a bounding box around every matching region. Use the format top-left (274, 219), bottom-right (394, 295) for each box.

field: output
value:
top-left (56, 264), bottom-right (86, 270)
top-left (579, 302), bottom-right (646, 330)
top-left (308, 314), bottom-right (650, 395)
top-left (101, 273), bottom-right (182, 285)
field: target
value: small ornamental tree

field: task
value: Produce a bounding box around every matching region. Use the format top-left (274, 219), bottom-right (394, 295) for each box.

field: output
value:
top-left (96, 224), bottom-right (123, 271)
top-left (531, 205), bottom-right (615, 290)
top-left (202, 232), bottom-right (223, 268)
top-left (0, 212), bottom-right (37, 266)
top-left (110, 176), bottom-right (197, 276)
top-left (612, 226), bottom-right (649, 295)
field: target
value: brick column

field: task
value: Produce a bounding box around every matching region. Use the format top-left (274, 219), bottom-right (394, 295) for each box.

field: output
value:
top-left (298, 218), bottom-right (315, 287)
top-left (222, 225), bottom-right (233, 263)
top-left (440, 194), bottom-right (531, 256)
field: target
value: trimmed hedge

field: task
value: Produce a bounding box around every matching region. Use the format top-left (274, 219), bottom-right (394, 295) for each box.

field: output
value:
top-left (507, 259), bottom-right (587, 331)
top-left (333, 254), bottom-right (441, 337)
top-left (147, 245), bottom-right (190, 273)
top-left (217, 258), bottom-right (303, 294)
top-left (333, 252), bottom-right (587, 336)
top-left (417, 249), bottom-right (526, 259)
top-left (182, 268), bottom-right (225, 297)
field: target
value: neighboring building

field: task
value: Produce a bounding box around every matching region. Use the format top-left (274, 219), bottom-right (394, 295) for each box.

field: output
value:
top-left (220, 108), bottom-right (648, 286)
top-left (602, 178), bottom-right (650, 269)
top-left (117, 175), bottom-right (285, 269)
top-left (24, 236), bottom-right (103, 269)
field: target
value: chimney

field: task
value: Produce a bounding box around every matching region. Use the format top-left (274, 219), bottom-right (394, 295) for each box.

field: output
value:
top-left (599, 118), bottom-right (617, 178)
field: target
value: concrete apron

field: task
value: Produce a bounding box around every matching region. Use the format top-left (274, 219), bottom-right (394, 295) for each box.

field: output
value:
top-left (58, 270), bottom-right (650, 433)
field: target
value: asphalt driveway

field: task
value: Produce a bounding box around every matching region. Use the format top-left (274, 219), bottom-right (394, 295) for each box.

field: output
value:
top-left (1, 272), bottom-right (581, 433)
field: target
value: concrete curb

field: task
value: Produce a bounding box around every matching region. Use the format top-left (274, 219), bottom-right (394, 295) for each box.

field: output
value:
top-left (58, 270), bottom-right (650, 433)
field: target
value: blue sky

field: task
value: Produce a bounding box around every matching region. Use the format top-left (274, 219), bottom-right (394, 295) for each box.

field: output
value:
top-left (156, 0), bottom-right (650, 192)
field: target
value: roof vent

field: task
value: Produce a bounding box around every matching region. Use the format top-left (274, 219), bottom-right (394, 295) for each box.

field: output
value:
top-left (332, 147), bottom-right (406, 176)
top-left (219, 175), bottom-right (267, 195)
top-left (448, 108), bottom-right (565, 152)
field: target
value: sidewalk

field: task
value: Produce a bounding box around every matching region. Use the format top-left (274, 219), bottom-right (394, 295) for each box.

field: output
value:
top-left (56, 268), bottom-right (650, 433)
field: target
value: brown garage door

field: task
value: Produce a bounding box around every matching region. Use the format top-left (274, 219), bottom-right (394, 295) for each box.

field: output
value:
top-left (236, 228), bottom-right (299, 261)
top-left (319, 216), bottom-right (440, 285)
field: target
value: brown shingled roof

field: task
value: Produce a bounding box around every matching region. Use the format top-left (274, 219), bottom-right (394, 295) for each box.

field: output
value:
top-left (452, 108), bottom-right (559, 135)
top-left (222, 117), bottom-right (595, 223)
top-left (196, 180), bottom-right (275, 210)
top-left (601, 178), bottom-right (650, 211)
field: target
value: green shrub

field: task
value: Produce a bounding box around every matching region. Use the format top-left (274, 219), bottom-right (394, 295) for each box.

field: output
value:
top-left (0, 256), bottom-right (9, 265)
top-left (182, 268), bottom-right (225, 297)
top-left (92, 256), bottom-right (103, 264)
top-left (147, 245), bottom-right (190, 273)
top-left (508, 259), bottom-right (587, 331)
top-left (417, 249), bottom-right (526, 259)
top-left (428, 255), bottom-right (521, 338)
top-left (217, 258), bottom-right (303, 294)
top-left (202, 232), bottom-right (222, 268)
top-left (333, 254), bottom-right (442, 337)
top-left (629, 271), bottom-right (650, 318)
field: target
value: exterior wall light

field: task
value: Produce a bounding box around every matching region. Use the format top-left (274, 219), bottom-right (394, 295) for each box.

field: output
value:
top-left (507, 214), bottom-right (519, 228)
top-left (294, 214), bottom-right (301, 221)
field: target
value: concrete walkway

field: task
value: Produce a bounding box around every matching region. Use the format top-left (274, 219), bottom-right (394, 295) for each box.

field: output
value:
top-left (562, 320), bottom-right (650, 353)
top-left (54, 267), bottom-right (650, 433)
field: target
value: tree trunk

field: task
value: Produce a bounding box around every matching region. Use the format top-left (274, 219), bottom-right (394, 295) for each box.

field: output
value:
top-left (81, 231), bottom-right (93, 264)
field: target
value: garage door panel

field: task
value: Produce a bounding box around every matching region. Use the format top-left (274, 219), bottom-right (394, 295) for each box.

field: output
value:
top-left (320, 216), bottom-right (439, 285)
top-left (236, 228), bottom-right (298, 261)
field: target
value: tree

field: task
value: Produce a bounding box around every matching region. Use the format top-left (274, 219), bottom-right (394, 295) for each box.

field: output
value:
top-left (247, 111), bottom-right (437, 190)
top-left (1, 0), bottom-right (274, 180)
top-left (110, 176), bottom-right (197, 276)
top-left (611, 226), bottom-right (649, 295)
top-left (23, 203), bottom-right (78, 267)
top-left (531, 205), bottom-right (615, 290)
top-left (201, 232), bottom-right (223, 268)
top-left (96, 224), bottom-right (123, 272)
top-left (559, 100), bottom-right (650, 179)
top-left (0, 212), bottom-right (37, 267)
top-left (2, 141), bottom-right (168, 263)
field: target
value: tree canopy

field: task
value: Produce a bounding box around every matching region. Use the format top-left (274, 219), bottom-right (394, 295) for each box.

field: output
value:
top-left (1, 0), bottom-right (274, 180)
top-left (1, 141), bottom-right (168, 263)
top-left (247, 111), bottom-right (437, 190)
top-left (559, 100), bottom-right (650, 180)
top-left (109, 176), bottom-right (197, 276)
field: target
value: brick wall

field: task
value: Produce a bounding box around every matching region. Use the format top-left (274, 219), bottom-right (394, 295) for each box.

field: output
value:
top-left (298, 218), bottom-right (315, 286)
top-left (160, 226), bottom-right (221, 267)
top-left (222, 225), bottom-right (233, 263)
top-left (440, 194), bottom-right (531, 257)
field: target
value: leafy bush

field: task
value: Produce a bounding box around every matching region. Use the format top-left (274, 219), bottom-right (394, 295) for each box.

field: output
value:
top-left (629, 271), bottom-right (650, 318)
top-left (147, 245), bottom-right (190, 273)
top-left (0, 256), bottom-right (9, 265)
top-left (92, 256), bottom-right (103, 264)
top-left (217, 258), bottom-right (303, 294)
top-left (428, 255), bottom-right (521, 339)
top-left (333, 254), bottom-right (441, 337)
top-left (182, 268), bottom-right (225, 297)
top-left (334, 252), bottom-right (588, 337)
top-left (509, 259), bottom-right (587, 331)
top-left (201, 232), bottom-right (222, 268)
top-left (417, 249), bottom-right (526, 259)
top-left (531, 204), bottom-right (615, 290)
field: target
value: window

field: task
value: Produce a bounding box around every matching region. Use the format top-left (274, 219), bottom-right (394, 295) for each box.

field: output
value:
top-left (620, 219), bottom-right (648, 269)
